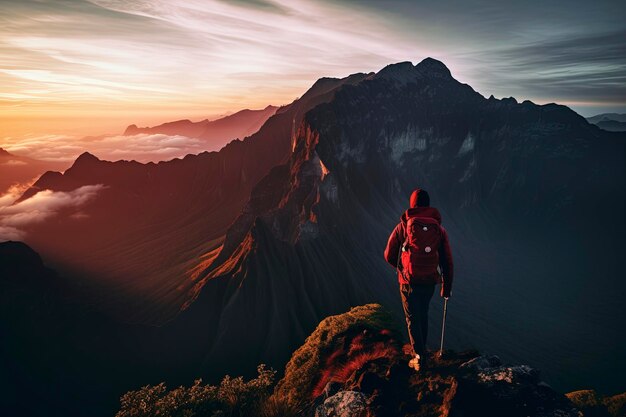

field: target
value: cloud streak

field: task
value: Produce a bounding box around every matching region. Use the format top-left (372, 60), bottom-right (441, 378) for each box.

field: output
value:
top-left (0, 0), bottom-right (409, 112)
top-left (466, 29), bottom-right (626, 105)
top-left (0, 184), bottom-right (105, 241)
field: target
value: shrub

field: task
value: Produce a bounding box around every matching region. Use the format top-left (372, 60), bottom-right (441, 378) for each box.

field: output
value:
top-left (566, 390), bottom-right (626, 417)
top-left (116, 365), bottom-right (275, 417)
top-left (116, 304), bottom-right (404, 417)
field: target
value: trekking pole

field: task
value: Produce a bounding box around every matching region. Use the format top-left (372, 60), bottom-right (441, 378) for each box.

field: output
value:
top-left (438, 297), bottom-right (448, 358)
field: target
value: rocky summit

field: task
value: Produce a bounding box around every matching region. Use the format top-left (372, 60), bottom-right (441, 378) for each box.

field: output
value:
top-left (275, 304), bottom-right (587, 417)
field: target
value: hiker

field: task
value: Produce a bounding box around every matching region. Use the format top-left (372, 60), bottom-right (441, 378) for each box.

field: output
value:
top-left (383, 188), bottom-right (454, 371)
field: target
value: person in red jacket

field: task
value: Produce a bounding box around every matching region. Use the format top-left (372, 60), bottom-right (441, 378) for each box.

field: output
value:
top-left (384, 188), bottom-right (454, 371)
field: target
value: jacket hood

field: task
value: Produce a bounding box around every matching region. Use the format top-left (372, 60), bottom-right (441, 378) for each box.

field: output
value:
top-left (401, 206), bottom-right (442, 225)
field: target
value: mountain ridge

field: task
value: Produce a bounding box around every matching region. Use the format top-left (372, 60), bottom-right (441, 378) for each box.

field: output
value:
top-left (586, 112), bottom-right (626, 123)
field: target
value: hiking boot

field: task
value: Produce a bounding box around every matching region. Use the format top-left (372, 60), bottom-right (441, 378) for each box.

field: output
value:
top-left (408, 354), bottom-right (421, 371)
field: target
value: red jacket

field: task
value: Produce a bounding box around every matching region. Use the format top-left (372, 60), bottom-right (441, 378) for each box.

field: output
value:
top-left (384, 206), bottom-right (454, 294)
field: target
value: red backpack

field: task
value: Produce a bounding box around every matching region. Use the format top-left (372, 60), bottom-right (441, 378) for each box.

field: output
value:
top-left (400, 215), bottom-right (442, 283)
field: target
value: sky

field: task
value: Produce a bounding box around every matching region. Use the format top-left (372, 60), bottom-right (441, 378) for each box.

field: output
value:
top-left (1, 0), bottom-right (625, 144)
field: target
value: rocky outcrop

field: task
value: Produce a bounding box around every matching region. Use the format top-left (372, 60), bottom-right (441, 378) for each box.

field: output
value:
top-left (315, 391), bottom-right (368, 417)
top-left (273, 304), bottom-right (582, 417)
top-left (310, 352), bottom-right (582, 417)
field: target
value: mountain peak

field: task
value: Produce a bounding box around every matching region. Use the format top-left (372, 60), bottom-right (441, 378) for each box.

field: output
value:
top-left (374, 61), bottom-right (419, 84)
top-left (72, 152), bottom-right (100, 168)
top-left (0, 241), bottom-right (45, 272)
top-left (124, 124), bottom-right (139, 135)
top-left (0, 147), bottom-right (11, 157)
top-left (374, 58), bottom-right (453, 85)
top-left (415, 57), bottom-right (452, 78)
top-left (77, 151), bottom-right (99, 161)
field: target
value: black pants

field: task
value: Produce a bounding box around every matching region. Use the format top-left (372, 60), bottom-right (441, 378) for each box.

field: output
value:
top-left (400, 283), bottom-right (435, 356)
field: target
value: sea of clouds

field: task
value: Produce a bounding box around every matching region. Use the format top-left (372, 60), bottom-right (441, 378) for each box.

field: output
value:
top-left (0, 131), bottom-right (220, 242)
top-left (2, 132), bottom-right (209, 164)
top-left (0, 183), bottom-right (106, 241)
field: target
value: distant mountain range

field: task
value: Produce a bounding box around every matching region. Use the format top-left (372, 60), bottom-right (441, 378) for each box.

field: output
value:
top-left (124, 105), bottom-right (278, 151)
top-left (2, 58), bottom-right (625, 416)
top-left (586, 113), bottom-right (626, 131)
top-left (0, 148), bottom-right (69, 193)
top-left (0, 106), bottom-right (277, 195)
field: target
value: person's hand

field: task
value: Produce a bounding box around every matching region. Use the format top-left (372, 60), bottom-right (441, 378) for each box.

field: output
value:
top-left (440, 285), bottom-right (451, 299)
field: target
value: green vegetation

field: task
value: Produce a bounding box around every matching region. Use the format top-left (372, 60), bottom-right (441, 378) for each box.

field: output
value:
top-left (115, 303), bottom-right (400, 416)
top-left (566, 390), bottom-right (626, 417)
top-left (116, 365), bottom-right (276, 417)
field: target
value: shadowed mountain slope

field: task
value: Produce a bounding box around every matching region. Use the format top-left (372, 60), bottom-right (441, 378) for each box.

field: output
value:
top-left (14, 73), bottom-right (368, 324)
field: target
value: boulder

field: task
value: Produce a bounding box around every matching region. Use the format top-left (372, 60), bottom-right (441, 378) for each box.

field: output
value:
top-left (315, 391), bottom-right (368, 417)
